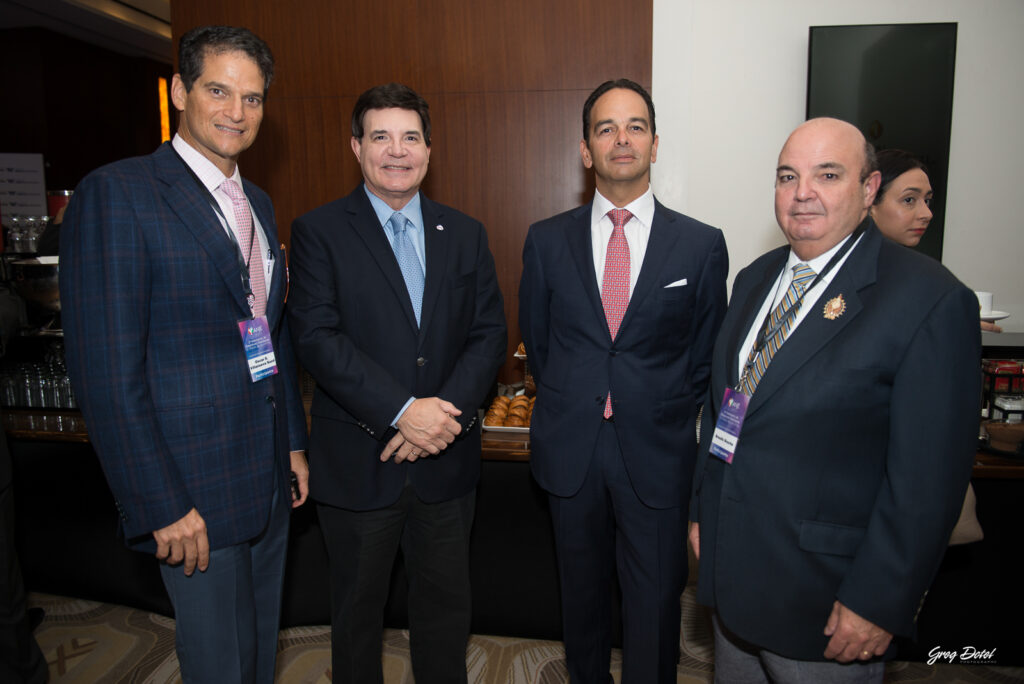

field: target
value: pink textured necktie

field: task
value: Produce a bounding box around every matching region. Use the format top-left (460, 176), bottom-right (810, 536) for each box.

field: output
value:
top-left (220, 179), bottom-right (267, 317)
top-left (601, 208), bottom-right (632, 418)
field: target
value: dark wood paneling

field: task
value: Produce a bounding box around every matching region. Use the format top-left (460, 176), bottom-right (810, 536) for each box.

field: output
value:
top-left (171, 0), bottom-right (651, 381)
top-left (0, 28), bottom-right (171, 190)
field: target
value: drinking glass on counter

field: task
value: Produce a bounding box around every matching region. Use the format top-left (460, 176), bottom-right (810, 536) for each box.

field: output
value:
top-left (0, 360), bottom-right (76, 409)
top-left (1, 216), bottom-right (50, 254)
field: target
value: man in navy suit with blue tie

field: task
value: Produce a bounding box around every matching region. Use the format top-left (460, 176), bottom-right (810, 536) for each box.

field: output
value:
top-left (519, 79), bottom-right (729, 683)
top-left (61, 26), bottom-right (308, 683)
top-left (288, 83), bottom-right (506, 684)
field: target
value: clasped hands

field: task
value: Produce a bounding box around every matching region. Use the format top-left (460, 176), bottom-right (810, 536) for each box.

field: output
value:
top-left (381, 397), bottom-right (462, 463)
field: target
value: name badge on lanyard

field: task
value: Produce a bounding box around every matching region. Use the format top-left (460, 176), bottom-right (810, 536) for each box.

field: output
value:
top-left (238, 317), bottom-right (278, 382)
top-left (709, 388), bottom-right (749, 464)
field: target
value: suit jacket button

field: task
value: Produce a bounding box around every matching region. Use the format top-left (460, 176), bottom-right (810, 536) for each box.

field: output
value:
top-left (416, 357), bottom-right (426, 367)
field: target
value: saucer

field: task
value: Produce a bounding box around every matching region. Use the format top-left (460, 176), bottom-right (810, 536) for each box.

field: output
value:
top-left (980, 310), bottom-right (1010, 322)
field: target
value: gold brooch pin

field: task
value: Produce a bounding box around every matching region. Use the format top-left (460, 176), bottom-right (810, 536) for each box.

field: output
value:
top-left (823, 294), bottom-right (846, 320)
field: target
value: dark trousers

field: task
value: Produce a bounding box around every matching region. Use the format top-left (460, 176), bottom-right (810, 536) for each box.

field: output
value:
top-left (317, 485), bottom-right (475, 684)
top-left (549, 420), bottom-right (687, 684)
top-left (0, 483), bottom-right (47, 684)
top-left (159, 473), bottom-right (290, 684)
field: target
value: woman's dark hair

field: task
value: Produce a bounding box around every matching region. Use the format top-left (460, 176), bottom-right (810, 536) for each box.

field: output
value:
top-left (874, 149), bottom-right (929, 204)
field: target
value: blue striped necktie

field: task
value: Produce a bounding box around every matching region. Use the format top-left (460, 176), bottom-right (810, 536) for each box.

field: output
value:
top-left (388, 211), bottom-right (424, 326)
top-left (739, 262), bottom-right (816, 396)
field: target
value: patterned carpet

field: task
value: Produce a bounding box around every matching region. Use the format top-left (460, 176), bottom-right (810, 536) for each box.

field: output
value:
top-left (28, 592), bottom-right (1022, 683)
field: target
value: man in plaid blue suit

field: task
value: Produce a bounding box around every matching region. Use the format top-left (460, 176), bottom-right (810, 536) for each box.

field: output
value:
top-left (60, 26), bottom-right (307, 684)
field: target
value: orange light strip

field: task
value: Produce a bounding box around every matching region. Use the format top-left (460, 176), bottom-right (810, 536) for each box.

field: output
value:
top-left (158, 77), bottom-right (170, 142)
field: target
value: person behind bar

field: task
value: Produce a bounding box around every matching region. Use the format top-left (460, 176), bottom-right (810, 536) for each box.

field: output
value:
top-left (59, 25), bottom-right (308, 683)
top-left (287, 83), bottom-right (506, 684)
top-left (689, 118), bottom-right (980, 683)
top-left (519, 79), bottom-right (728, 683)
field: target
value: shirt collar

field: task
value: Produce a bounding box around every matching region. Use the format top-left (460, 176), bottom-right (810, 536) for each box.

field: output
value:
top-left (172, 134), bottom-right (242, 192)
top-left (786, 230), bottom-right (859, 275)
top-left (592, 185), bottom-right (655, 227)
top-left (364, 185), bottom-right (423, 234)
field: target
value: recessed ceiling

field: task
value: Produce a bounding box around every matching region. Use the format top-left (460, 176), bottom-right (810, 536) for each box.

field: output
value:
top-left (0, 0), bottom-right (172, 64)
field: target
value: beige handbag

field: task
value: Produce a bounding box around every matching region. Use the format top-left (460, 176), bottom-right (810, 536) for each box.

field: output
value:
top-left (948, 483), bottom-right (984, 545)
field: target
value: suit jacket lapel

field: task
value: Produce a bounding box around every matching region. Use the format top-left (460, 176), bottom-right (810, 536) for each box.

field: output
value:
top-left (153, 144), bottom-right (252, 317)
top-left (418, 198), bottom-right (448, 340)
top-left (346, 186), bottom-right (420, 333)
top-left (566, 204), bottom-right (608, 336)
top-left (618, 200), bottom-right (680, 336)
top-left (745, 228), bottom-right (881, 415)
top-left (726, 249), bottom-right (788, 389)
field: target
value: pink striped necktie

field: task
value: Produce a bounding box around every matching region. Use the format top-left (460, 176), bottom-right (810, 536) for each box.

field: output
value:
top-left (601, 208), bottom-right (633, 419)
top-left (220, 179), bottom-right (267, 317)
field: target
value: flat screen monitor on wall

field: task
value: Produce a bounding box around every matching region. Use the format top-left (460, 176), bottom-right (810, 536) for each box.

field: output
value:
top-left (807, 23), bottom-right (957, 262)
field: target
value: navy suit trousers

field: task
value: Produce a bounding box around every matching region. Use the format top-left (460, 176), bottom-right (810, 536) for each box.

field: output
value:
top-left (548, 420), bottom-right (688, 684)
top-left (159, 471), bottom-right (289, 684)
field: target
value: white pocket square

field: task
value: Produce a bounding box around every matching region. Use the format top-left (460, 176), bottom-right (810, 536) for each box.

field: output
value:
top-left (663, 278), bottom-right (688, 288)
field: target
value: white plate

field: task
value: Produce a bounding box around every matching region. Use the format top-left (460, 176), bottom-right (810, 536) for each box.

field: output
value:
top-left (981, 310), bottom-right (1010, 322)
top-left (482, 424), bottom-right (530, 434)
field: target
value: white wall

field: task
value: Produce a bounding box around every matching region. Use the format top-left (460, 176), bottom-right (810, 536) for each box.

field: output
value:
top-left (652, 0), bottom-right (1024, 331)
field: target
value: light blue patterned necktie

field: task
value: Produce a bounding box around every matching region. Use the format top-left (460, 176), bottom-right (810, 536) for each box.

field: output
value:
top-left (388, 211), bottom-right (424, 326)
top-left (739, 262), bottom-right (816, 396)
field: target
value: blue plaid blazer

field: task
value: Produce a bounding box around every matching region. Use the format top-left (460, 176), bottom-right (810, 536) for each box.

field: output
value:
top-left (60, 142), bottom-right (307, 552)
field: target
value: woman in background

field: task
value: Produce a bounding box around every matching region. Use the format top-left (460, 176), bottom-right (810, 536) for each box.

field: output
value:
top-left (870, 148), bottom-right (933, 247)
top-left (871, 149), bottom-right (1001, 332)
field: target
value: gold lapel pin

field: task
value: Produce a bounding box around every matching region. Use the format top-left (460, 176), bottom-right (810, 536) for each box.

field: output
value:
top-left (823, 294), bottom-right (846, 320)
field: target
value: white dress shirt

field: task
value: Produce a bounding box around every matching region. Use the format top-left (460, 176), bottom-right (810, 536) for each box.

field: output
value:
top-left (591, 186), bottom-right (655, 300)
top-left (735, 231), bottom-right (864, 381)
top-left (171, 134), bottom-right (274, 285)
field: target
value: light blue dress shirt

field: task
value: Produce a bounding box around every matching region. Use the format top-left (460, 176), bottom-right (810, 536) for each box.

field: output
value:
top-left (363, 186), bottom-right (427, 427)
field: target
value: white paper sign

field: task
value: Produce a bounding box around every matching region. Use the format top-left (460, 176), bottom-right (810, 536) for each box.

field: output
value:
top-left (0, 153), bottom-right (47, 227)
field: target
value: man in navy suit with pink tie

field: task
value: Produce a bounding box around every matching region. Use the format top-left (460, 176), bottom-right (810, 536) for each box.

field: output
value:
top-left (60, 26), bottom-right (308, 683)
top-left (519, 79), bottom-right (729, 683)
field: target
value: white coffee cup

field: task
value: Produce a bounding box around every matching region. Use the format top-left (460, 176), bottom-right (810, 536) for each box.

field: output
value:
top-left (975, 291), bottom-right (994, 315)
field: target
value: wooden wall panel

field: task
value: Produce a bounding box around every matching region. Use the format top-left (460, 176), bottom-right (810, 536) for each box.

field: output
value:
top-left (171, 0), bottom-right (651, 382)
top-left (0, 28), bottom-right (171, 191)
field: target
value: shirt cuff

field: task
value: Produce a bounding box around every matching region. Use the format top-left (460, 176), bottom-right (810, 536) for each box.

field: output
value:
top-left (391, 397), bottom-right (416, 428)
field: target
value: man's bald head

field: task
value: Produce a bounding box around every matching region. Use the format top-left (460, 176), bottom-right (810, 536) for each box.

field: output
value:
top-left (774, 118), bottom-right (882, 260)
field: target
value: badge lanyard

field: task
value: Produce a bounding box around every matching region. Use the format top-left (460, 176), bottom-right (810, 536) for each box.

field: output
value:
top-left (735, 223), bottom-right (866, 391)
top-left (171, 147), bottom-right (257, 316)
top-left (170, 147), bottom-right (279, 382)
top-left (712, 223), bottom-right (866, 464)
